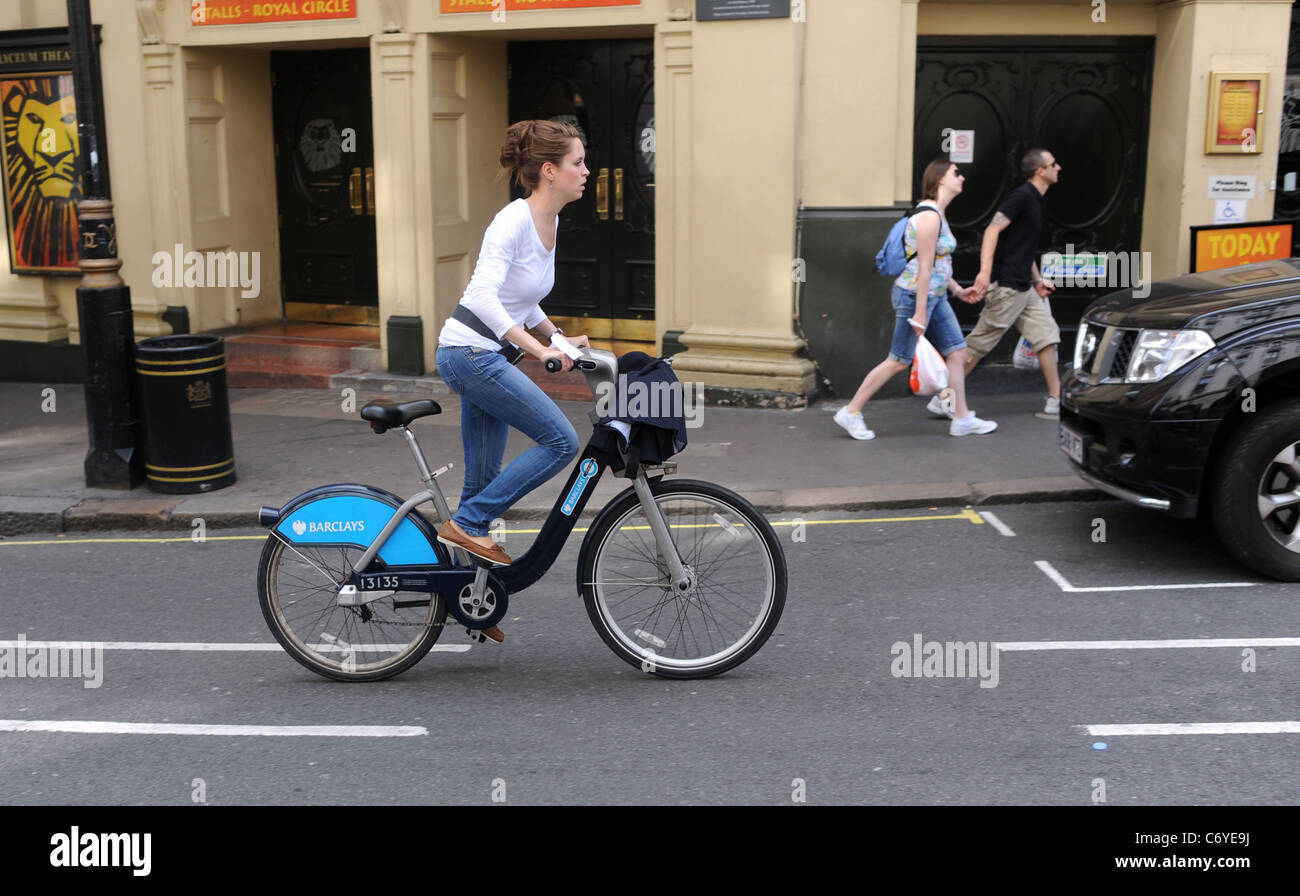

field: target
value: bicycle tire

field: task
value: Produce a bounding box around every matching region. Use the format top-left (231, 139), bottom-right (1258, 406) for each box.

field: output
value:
top-left (258, 535), bottom-right (448, 682)
top-left (580, 478), bottom-right (786, 679)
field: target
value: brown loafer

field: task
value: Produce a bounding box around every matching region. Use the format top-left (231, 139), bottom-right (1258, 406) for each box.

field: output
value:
top-left (481, 626), bottom-right (505, 643)
top-left (436, 519), bottom-right (513, 567)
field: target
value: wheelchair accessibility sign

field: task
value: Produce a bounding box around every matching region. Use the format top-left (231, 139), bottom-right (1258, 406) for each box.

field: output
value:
top-left (562, 459), bottom-right (600, 516)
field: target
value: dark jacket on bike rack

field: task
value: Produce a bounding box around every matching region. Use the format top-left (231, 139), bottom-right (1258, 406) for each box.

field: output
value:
top-left (591, 351), bottom-right (689, 477)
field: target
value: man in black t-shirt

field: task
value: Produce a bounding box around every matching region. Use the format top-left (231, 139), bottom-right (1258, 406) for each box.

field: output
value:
top-left (958, 148), bottom-right (1063, 420)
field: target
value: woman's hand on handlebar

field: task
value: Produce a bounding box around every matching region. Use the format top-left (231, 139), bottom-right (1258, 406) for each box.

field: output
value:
top-left (543, 351), bottom-right (574, 373)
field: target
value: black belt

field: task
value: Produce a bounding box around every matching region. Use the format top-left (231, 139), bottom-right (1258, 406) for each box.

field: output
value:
top-left (450, 305), bottom-right (524, 365)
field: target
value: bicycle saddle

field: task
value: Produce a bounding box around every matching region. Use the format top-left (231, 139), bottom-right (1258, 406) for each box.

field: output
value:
top-left (360, 399), bottom-right (442, 429)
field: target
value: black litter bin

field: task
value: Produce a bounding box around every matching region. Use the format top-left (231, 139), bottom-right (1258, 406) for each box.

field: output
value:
top-left (134, 334), bottom-right (236, 494)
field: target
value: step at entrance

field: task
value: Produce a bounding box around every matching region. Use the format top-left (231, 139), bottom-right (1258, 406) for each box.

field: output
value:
top-left (223, 324), bottom-right (380, 389)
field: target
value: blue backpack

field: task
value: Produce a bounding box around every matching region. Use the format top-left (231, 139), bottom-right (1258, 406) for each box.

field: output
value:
top-left (875, 205), bottom-right (940, 277)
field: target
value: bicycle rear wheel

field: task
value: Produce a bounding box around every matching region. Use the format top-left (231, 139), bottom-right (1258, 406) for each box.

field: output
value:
top-left (581, 479), bottom-right (786, 679)
top-left (258, 536), bottom-right (447, 682)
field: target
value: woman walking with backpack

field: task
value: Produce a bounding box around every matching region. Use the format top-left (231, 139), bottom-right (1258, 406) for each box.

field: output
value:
top-left (833, 159), bottom-right (996, 440)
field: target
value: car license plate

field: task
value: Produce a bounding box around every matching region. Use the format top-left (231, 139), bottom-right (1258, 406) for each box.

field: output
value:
top-left (1059, 424), bottom-right (1086, 464)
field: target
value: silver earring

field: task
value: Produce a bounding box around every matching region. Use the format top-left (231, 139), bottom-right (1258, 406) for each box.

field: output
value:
top-left (549, 181), bottom-right (553, 190)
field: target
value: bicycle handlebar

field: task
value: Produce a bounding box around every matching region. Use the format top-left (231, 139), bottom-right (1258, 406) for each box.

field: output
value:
top-left (545, 355), bottom-right (599, 373)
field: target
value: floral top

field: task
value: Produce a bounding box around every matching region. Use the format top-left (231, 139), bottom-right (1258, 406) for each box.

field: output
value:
top-left (894, 201), bottom-right (955, 298)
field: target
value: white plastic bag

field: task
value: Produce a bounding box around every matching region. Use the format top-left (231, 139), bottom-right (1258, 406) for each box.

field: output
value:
top-left (1012, 336), bottom-right (1040, 369)
top-left (909, 334), bottom-right (949, 396)
top-left (1012, 297), bottom-right (1051, 370)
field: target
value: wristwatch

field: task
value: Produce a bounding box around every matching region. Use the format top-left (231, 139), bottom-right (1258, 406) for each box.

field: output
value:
top-left (549, 328), bottom-right (564, 344)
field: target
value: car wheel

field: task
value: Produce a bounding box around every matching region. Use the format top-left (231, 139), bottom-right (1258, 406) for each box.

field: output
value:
top-left (1212, 397), bottom-right (1300, 581)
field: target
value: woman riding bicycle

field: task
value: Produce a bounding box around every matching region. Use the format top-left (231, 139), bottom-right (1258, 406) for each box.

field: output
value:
top-left (434, 120), bottom-right (591, 640)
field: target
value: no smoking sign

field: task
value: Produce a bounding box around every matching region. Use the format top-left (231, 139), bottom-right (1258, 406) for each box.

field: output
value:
top-left (947, 129), bottom-right (974, 164)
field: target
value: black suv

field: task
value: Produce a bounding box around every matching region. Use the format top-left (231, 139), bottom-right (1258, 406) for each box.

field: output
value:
top-left (1060, 259), bottom-right (1300, 580)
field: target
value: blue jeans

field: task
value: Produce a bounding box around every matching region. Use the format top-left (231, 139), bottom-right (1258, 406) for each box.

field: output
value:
top-left (435, 345), bottom-right (580, 536)
top-left (888, 285), bottom-right (967, 364)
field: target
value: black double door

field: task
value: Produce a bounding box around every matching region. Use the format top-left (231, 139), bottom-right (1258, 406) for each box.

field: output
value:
top-left (508, 40), bottom-right (655, 328)
top-left (271, 48), bottom-right (378, 324)
top-left (915, 38), bottom-right (1153, 347)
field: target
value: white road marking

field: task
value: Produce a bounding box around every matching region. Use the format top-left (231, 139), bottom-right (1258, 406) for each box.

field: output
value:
top-left (977, 511), bottom-right (1016, 536)
top-left (0, 720), bottom-right (426, 737)
top-left (1086, 722), bottom-right (1300, 736)
top-left (0, 510), bottom-right (984, 548)
top-left (0, 640), bottom-right (471, 653)
top-left (999, 637), bottom-right (1300, 651)
top-left (1034, 560), bottom-right (1257, 592)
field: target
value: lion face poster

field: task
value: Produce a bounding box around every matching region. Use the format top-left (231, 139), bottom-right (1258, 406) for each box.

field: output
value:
top-left (0, 73), bottom-right (81, 274)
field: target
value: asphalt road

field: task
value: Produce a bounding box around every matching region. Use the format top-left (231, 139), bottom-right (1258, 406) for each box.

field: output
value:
top-left (1, 499), bottom-right (1296, 805)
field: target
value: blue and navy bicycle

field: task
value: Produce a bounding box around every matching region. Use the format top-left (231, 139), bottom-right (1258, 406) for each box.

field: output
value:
top-left (256, 348), bottom-right (786, 681)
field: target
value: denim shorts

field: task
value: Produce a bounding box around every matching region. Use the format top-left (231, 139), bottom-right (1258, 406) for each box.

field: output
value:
top-left (888, 285), bottom-right (967, 364)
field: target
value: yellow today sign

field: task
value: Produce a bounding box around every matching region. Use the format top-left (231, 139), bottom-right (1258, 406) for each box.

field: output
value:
top-left (1191, 222), bottom-right (1294, 273)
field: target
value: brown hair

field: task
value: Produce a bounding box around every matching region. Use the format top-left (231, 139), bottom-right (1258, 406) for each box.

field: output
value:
top-left (499, 119), bottom-right (582, 194)
top-left (920, 159), bottom-right (953, 201)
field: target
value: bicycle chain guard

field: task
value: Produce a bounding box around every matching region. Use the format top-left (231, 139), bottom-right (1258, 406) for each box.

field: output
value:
top-left (445, 580), bottom-right (508, 631)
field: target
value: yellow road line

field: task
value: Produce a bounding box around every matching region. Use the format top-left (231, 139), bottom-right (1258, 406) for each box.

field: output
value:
top-left (1, 510), bottom-right (981, 546)
top-left (0, 535), bottom-right (268, 546)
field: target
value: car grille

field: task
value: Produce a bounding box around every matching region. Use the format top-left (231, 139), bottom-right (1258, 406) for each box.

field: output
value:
top-left (1075, 322), bottom-right (1139, 383)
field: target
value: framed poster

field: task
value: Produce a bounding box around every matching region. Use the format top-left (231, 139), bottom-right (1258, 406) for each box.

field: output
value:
top-left (0, 29), bottom-right (82, 274)
top-left (1205, 71), bottom-right (1267, 154)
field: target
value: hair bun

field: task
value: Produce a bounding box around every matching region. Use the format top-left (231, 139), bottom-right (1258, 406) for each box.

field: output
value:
top-left (497, 119), bottom-right (581, 193)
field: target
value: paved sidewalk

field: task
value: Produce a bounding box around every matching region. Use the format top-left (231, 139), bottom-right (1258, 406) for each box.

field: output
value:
top-left (0, 377), bottom-right (1100, 534)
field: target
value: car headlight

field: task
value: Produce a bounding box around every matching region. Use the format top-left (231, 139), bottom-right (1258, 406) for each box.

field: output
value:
top-left (1125, 329), bottom-right (1216, 383)
top-left (1073, 322), bottom-right (1097, 371)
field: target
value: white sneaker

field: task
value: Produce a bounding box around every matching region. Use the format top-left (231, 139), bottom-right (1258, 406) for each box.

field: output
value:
top-left (949, 413), bottom-right (998, 436)
top-left (1035, 396), bottom-right (1060, 420)
top-left (834, 407), bottom-right (875, 440)
top-left (925, 394), bottom-right (955, 419)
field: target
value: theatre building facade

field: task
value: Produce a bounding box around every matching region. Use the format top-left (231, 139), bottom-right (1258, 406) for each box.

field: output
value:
top-left (0, 1), bottom-right (1295, 404)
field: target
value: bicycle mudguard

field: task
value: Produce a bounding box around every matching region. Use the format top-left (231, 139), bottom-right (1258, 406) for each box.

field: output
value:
top-left (261, 484), bottom-right (446, 568)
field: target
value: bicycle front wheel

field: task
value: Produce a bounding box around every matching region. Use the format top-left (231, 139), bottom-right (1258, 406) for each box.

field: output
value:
top-left (581, 479), bottom-right (786, 679)
top-left (258, 536), bottom-right (447, 682)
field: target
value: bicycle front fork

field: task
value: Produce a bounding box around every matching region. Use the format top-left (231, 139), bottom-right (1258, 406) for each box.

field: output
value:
top-left (632, 468), bottom-right (691, 593)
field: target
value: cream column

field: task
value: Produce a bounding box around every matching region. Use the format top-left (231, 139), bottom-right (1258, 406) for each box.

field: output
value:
top-left (1144, 0), bottom-right (1294, 279)
top-left (894, 1), bottom-right (919, 205)
top-left (654, 22), bottom-right (692, 351)
top-left (0, 268), bottom-right (65, 342)
top-left (371, 32), bottom-right (434, 371)
top-left (427, 36), bottom-right (508, 369)
top-left (801, 0), bottom-right (914, 208)
top-left (137, 42), bottom-right (187, 337)
top-left (668, 18), bottom-right (816, 404)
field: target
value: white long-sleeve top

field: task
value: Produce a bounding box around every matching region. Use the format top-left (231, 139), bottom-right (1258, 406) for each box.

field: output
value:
top-left (438, 198), bottom-right (556, 351)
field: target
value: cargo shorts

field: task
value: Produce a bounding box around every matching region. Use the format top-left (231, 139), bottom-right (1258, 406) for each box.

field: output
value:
top-left (964, 282), bottom-right (1061, 361)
